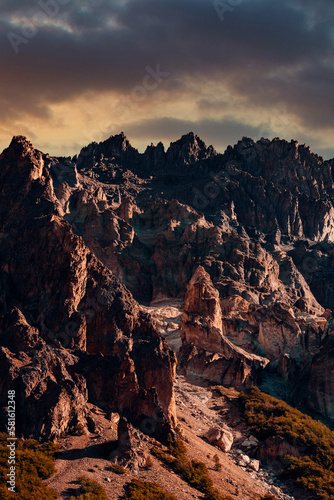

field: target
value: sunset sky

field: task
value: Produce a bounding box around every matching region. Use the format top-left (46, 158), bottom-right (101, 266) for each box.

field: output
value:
top-left (0, 0), bottom-right (333, 158)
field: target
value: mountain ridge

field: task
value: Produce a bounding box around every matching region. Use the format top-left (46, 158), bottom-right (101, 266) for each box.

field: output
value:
top-left (2, 131), bottom-right (334, 432)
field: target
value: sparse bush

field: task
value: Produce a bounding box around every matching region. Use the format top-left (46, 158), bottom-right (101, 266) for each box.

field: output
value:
top-left (213, 454), bottom-right (222, 472)
top-left (69, 476), bottom-right (108, 500)
top-left (166, 434), bottom-right (187, 459)
top-left (152, 434), bottom-right (232, 500)
top-left (72, 424), bottom-right (86, 436)
top-left (123, 479), bottom-right (178, 500)
top-left (0, 433), bottom-right (57, 500)
top-left (108, 463), bottom-right (128, 474)
top-left (211, 386), bottom-right (240, 401)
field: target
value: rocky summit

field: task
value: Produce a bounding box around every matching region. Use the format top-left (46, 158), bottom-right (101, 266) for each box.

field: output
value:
top-left (1, 132), bottom-right (334, 498)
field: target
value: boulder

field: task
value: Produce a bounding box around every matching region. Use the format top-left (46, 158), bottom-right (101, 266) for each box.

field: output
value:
top-left (248, 459), bottom-right (260, 472)
top-left (203, 427), bottom-right (234, 452)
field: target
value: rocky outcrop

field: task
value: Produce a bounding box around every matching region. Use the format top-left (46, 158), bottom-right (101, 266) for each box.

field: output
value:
top-left (302, 315), bottom-right (334, 423)
top-left (52, 132), bottom-right (334, 307)
top-left (0, 308), bottom-right (90, 440)
top-left (46, 156), bottom-right (79, 189)
top-left (165, 132), bottom-right (217, 167)
top-left (179, 267), bottom-right (269, 389)
top-left (255, 436), bottom-right (300, 467)
top-left (203, 426), bottom-right (234, 452)
top-left (289, 241), bottom-right (334, 311)
top-left (214, 137), bottom-right (334, 242)
top-left (109, 417), bottom-right (152, 472)
top-left (181, 266), bottom-right (224, 350)
top-left (0, 136), bottom-right (176, 440)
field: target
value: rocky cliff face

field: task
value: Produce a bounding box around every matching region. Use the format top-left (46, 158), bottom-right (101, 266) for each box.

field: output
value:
top-left (210, 137), bottom-right (334, 243)
top-left (45, 132), bottom-right (334, 418)
top-left (179, 266), bottom-right (269, 389)
top-left (302, 315), bottom-right (334, 422)
top-left (0, 136), bottom-right (176, 440)
top-left (56, 133), bottom-right (334, 307)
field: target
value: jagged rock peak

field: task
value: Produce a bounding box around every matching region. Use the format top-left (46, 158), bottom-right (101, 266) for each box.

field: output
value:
top-left (76, 132), bottom-right (140, 172)
top-left (182, 265), bottom-right (224, 345)
top-left (230, 136), bottom-right (323, 164)
top-left (0, 135), bottom-right (45, 183)
top-left (10, 134), bottom-right (33, 146)
top-left (100, 132), bottom-right (137, 153)
top-left (166, 132), bottom-right (217, 165)
top-left (144, 141), bottom-right (165, 155)
top-left (88, 132), bottom-right (138, 156)
top-left (180, 266), bottom-right (269, 388)
top-left (2, 135), bottom-right (36, 158)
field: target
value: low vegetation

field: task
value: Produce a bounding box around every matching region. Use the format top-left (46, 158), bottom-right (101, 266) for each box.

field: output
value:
top-left (123, 479), bottom-right (178, 500)
top-left (239, 387), bottom-right (334, 499)
top-left (72, 424), bottom-right (86, 436)
top-left (108, 463), bottom-right (128, 475)
top-left (213, 454), bottom-right (222, 472)
top-left (152, 434), bottom-right (233, 500)
top-left (0, 433), bottom-right (58, 500)
top-left (69, 476), bottom-right (109, 500)
top-left (211, 386), bottom-right (240, 401)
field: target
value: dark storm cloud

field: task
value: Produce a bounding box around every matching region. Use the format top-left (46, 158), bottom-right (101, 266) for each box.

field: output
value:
top-left (0, 0), bottom-right (333, 129)
top-left (319, 148), bottom-right (334, 161)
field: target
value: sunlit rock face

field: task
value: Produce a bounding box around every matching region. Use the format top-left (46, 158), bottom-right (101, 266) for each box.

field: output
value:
top-left (179, 266), bottom-right (269, 390)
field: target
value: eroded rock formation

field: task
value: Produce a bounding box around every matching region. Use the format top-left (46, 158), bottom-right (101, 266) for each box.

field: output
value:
top-left (179, 267), bottom-right (269, 389)
top-left (0, 136), bottom-right (176, 440)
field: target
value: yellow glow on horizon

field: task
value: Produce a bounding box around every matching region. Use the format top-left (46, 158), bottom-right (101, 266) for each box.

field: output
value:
top-left (0, 82), bottom-right (333, 159)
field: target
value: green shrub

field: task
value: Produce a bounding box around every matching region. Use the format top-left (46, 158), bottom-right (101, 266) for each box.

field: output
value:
top-left (69, 476), bottom-right (109, 500)
top-left (281, 456), bottom-right (334, 499)
top-left (211, 386), bottom-right (240, 401)
top-left (108, 463), bottom-right (128, 475)
top-left (166, 434), bottom-right (187, 459)
top-left (239, 387), bottom-right (334, 499)
top-left (0, 433), bottom-right (57, 500)
top-left (123, 479), bottom-right (177, 499)
top-left (239, 387), bottom-right (334, 463)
